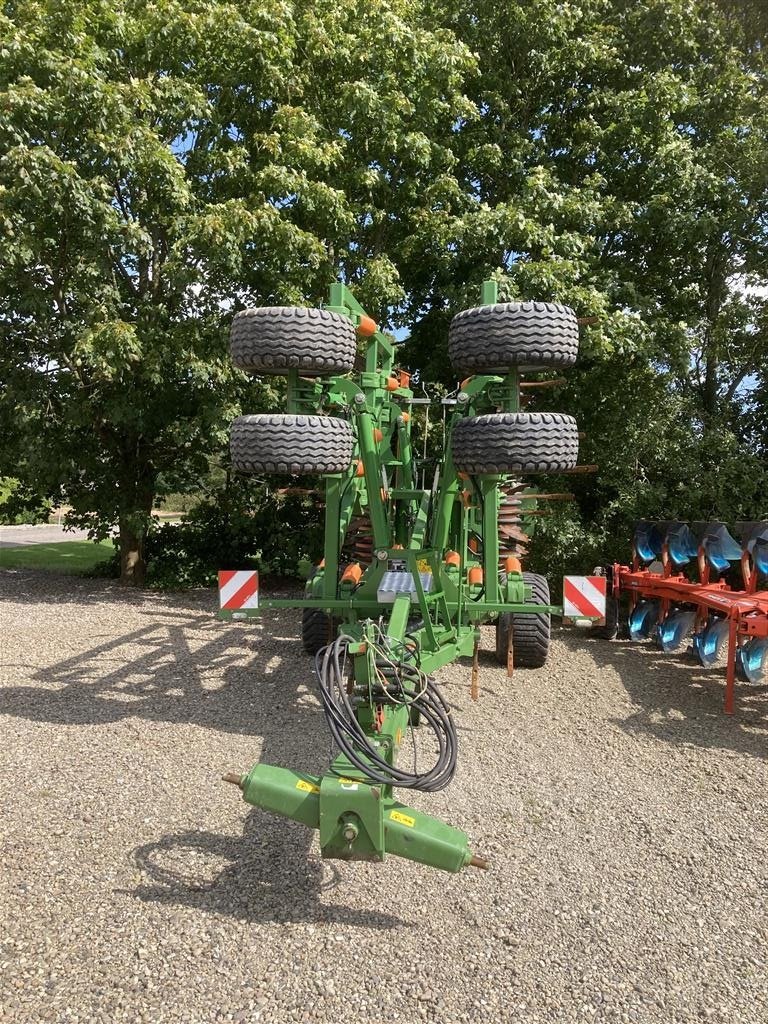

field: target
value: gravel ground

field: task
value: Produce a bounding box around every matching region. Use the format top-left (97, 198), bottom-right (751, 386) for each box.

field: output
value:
top-left (1, 569), bottom-right (766, 1024)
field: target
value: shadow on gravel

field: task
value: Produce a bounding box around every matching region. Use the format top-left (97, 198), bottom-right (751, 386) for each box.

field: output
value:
top-left (126, 811), bottom-right (405, 929)
top-left (0, 604), bottom-right (309, 737)
top-left (560, 631), bottom-right (768, 761)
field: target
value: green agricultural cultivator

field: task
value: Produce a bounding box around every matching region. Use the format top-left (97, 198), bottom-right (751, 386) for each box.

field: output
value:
top-left (603, 520), bottom-right (768, 714)
top-left (219, 281), bottom-right (599, 872)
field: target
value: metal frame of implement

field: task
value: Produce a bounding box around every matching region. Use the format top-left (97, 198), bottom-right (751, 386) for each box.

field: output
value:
top-left (221, 280), bottom-right (593, 872)
top-left (605, 520), bottom-right (768, 715)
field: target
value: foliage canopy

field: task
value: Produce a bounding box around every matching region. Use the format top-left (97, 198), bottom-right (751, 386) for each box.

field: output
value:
top-left (1, 0), bottom-right (765, 583)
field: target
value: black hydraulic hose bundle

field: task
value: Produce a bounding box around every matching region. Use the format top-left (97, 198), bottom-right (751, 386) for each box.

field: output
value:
top-left (314, 633), bottom-right (457, 792)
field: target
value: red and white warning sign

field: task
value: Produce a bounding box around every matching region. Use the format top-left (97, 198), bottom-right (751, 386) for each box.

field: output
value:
top-left (563, 575), bottom-right (606, 620)
top-left (218, 570), bottom-right (259, 611)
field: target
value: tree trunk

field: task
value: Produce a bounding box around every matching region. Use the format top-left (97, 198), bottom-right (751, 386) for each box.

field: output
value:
top-left (118, 479), bottom-right (154, 586)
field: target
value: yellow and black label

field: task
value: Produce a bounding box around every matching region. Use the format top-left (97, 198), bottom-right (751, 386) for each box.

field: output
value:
top-left (296, 779), bottom-right (320, 794)
top-left (389, 809), bottom-right (415, 828)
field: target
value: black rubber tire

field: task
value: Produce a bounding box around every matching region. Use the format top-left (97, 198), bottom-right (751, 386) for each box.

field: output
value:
top-left (495, 572), bottom-right (551, 668)
top-left (452, 413), bottom-right (578, 474)
top-left (231, 306), bottom-right (356, 376)
top-left (301, 607), bottom-right (338, 653)
top-left (449, 301), bottom-right (578, 373)
top-left (589, 595), bottom-right (619, 640)
top-left (231, 414), bottom-right (355, 475)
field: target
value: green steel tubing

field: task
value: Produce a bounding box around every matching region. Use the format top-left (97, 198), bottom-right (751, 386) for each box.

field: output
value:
top-left (221, 277), bottom-right (582, 873)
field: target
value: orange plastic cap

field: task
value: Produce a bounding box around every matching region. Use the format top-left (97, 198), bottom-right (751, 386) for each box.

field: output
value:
top-left (355, 460), bottom-right (365, 477)
top-left (386, 376), bottom-right (400, 392)
top-left (468, 566), bottom-right (483, 585)
top-left (341, 562), bottom-right (363, 585)
top-left (504, 555), bottom-right (522, 574)
top-left (468, 537), bottom-right (479, 553)
top-left (373, 427), bottom-right (384, 443)
top-left (357, 315), bottom-right (377, 336)
top-left (445, 550), bottom-right (461, 567)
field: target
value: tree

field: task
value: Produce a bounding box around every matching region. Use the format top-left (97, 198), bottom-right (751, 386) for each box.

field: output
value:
top-left (0, 0), bottom-right (473, 582)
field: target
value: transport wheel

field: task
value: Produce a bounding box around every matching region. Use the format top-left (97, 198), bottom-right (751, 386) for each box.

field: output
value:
top-left (231, 306), bottom-right (356, 376)
top-left (589, 595), bottom-right (619, 640)
top-left (495, 572), bottom-right (551, 668)
top-left (448, 301), bottom-right (578, 373)
top-left (451, 412), bottom-right (578, 474)
top-left (231, 414), bottom-right (355, 475)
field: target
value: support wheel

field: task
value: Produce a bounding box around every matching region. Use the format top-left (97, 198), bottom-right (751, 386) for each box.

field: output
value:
top-left (452, 413), bottom-right (578, 474)
top-left (231, 415), bottom-right (355, 475)
top-left (449, 301), bottom-right (578, 373)
top-left (231, 306), bottom-right (356, 376)
top-left (496, 573), bottom-right (551, 668)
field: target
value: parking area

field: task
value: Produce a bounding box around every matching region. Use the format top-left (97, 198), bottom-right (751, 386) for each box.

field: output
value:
top-left (1, 569), bottom-right (766, 1023)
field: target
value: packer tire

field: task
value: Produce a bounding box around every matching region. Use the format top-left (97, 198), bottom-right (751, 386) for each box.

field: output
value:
top-left (452, 413), bottom-right (578, 475)
top-left (449, 301), bottom-right (578, 373)
top-left (231, 306), bottom-right (356, 376)
top-left (231, 415), bottom-right (355, 475)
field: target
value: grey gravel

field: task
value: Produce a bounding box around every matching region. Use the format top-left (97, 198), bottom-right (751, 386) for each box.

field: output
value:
top-left (1, 569), bottom-right (766, 1024)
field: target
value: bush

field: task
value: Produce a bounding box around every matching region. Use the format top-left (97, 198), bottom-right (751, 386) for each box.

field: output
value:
top-left (0, 477), bottom-right (51, 525)
top-left (136, 480), bottom-right (323, 589)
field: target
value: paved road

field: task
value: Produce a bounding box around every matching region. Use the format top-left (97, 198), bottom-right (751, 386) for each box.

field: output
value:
top-left (0, 524), bottom-right (96, 548)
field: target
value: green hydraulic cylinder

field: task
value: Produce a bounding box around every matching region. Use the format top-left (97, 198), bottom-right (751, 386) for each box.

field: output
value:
top-left (224, 764), bottom-right (488, 873)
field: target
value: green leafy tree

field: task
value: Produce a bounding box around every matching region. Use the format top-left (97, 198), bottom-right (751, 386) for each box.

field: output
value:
top-left (0, 0), bottom-right (472, 582)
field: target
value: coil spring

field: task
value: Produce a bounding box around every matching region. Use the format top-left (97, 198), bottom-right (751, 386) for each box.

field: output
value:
top-left (342, 515), bottom-right (374, 564)
top-left (498, 483), bottom-right (529, 565)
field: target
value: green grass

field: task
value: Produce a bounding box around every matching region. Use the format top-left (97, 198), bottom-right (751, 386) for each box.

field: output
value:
top-left (0, 540), bottom-right (115, 574)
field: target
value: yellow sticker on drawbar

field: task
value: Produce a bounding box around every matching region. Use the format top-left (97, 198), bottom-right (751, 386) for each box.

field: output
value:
top-left (389, 810), bottom-right (415, 828)
top-left (296, 779), bottom-right (320, 794)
